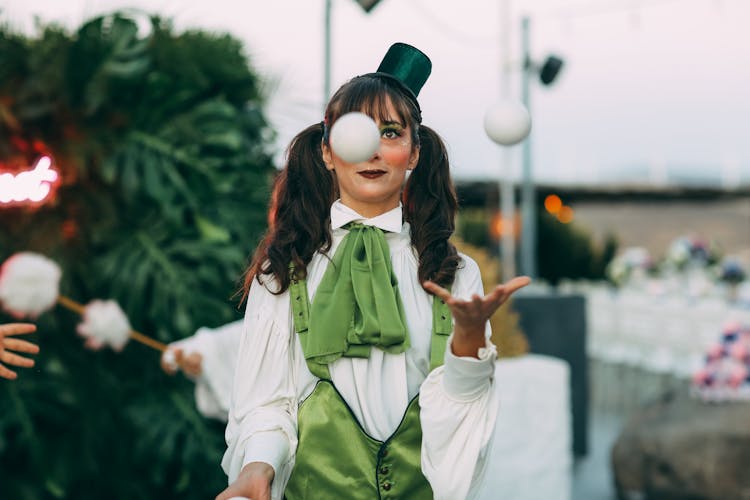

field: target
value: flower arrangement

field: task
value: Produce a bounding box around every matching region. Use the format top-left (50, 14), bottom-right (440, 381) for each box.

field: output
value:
top-left (665, 235), bottom-right (720, 270)
top-left (605, 246), bottom-right (654, 287)
top-left (718, 257), bottom-right (747, 285)
top-left (605, 235), bottom-right (739, 296)
top-left (691, 321), bottom-right (750, 402)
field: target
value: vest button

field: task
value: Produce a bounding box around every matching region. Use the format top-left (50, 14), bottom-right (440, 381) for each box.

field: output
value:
top-left (379, 466), bottom-right (389, 475)
top-left (382, 481), bottom-right (392, 491)
top-left (381, 448), bottom-right (388, 457)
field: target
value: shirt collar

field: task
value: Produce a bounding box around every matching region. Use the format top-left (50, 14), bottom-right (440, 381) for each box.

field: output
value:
top-left (330, 200), bottom-right (404, 233)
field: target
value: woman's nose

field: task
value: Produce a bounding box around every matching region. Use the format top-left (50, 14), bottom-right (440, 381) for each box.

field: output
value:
top-left (368, 144), bottom-right (382, 162)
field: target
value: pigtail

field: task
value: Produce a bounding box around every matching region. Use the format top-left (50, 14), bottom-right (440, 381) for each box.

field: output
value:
top-left (403, 125), bottom-right (461, 287)
top-left (242, 123), bottom-right (336, 300)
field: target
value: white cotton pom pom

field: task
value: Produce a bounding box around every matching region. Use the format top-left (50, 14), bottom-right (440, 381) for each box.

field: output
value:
top-left (162, 349), bottom-right (178, 371)
top-left (0, 252), bottom-right (62, 318)
top-left (77, 300), bottom-right (132, 351)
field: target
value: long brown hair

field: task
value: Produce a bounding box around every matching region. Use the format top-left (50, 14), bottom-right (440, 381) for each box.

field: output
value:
top-left (242, 74), bottom-right (460, 300)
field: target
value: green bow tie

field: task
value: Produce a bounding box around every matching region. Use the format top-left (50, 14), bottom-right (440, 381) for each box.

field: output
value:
top-left (300, 223), bottom-right (410, 370)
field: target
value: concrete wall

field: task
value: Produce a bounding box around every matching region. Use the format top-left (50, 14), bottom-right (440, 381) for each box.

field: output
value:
top-left (573, 197), bottom-right (750, 264)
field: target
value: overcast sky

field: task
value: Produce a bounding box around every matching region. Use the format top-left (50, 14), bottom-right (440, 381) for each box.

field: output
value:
top-left (3, 0), bottom-right (750, 186)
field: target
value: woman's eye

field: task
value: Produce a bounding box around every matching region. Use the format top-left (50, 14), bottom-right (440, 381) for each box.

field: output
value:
top-left (381, 128), bottom-right (401, 139)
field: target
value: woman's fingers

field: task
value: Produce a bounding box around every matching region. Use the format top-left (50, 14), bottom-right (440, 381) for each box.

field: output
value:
top-left (485, 277), bottom-right (531, 306)
top-left (424, 276), bottom-right (532, 325)
top-left (503, 276), bottom-right (532, 295)
top-left (0, 324), bottom-right (39, 379)
top-left (181, 352), bottom-right (203, 377)
top-left (1, 350), bottom-right (35, 368)
top-left (422, 281), bottom-right (453, 303)
top-left (426, 277), bottom-right (530, 306)
top-left (161, 348), bottom-right (204, 377)
top-left (0, 364), bottom-right (18, 380)
top-left (0, 323), bottom-right (37, 337)
top-left (3, 338), bottom-right (40, 354)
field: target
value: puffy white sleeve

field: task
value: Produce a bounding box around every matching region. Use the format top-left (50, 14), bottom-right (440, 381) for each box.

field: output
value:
top-left (221, 277), bottom-right (300, 500)
top-left (167, 320), bottom-right (245, 421)
top-left (419, 255), bottom-right (500, 500)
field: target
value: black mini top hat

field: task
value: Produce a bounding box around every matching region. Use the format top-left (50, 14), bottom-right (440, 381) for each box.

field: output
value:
top-left (372, 42), bottom-right (432, 100)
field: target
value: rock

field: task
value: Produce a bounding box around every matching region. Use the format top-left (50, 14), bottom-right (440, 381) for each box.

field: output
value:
top-left (612, 387), bottom-right (750, 500)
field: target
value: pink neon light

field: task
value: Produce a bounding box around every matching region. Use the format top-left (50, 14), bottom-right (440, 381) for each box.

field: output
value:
top-left (0, 156), bottom-right (59, 205)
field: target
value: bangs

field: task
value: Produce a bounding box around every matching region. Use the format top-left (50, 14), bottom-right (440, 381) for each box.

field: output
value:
top-left (328, 76), bottom-right (414, 128)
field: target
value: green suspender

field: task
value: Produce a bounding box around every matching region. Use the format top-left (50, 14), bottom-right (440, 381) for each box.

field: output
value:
top-left (289, 273), bottom-right (452, 379)
top-left (289, 275), bottom-right (331, 379)
top-left (430, 296), bottom-right (452, 371)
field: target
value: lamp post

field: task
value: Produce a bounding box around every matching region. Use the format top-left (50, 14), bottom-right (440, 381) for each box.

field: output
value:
top-left (519, 16), bottom-right (535, 278)
top-left (324, 0), bottom-right (332, 106)
top-left (499, 0), bottom-right (515, 282)
top-left (324, 0), bottom-right (385, 108)
top-left (518, 16), bottom-right (564, 279)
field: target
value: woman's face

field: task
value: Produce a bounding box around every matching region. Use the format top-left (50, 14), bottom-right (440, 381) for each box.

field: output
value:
top-left (321, 97), bottom-right (419, 218)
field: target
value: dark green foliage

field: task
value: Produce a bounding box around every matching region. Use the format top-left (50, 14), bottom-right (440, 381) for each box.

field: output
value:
top-left (537, 212), bottom-right (618, 285)
top-left (456, 208), bottom-right (492, 249)
top-left (456, 208), bottom-right (617, 285)
top-left (0, 12), bottom-right (275, 498)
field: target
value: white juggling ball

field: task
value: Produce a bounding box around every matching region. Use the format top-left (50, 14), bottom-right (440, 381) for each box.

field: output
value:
top-left (0, 252), bottom-right (62, 318)
top-left (77, 299), bottom-right (132, 351)
top-left (483, 100), bottom-right (532, 146)
top-left (329, 112), bottom-right (381, 163)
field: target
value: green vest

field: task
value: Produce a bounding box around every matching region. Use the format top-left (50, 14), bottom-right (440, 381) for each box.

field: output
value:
top-left (285, 277), bottom-right (452, 499)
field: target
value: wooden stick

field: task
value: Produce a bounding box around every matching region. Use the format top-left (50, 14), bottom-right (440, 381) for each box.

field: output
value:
top-left (57, 295), bottom-right (85, 315)
top-left (127, 330), bottom-right (167, 352)
top-left (56, 295), bottom-right (167, 352)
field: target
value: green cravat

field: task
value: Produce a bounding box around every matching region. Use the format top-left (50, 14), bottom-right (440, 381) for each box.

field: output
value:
top-left (301, 223), bottom-right (410, 373)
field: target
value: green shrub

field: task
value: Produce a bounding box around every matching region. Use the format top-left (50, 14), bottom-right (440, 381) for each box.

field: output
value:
top-left (0, 12), bottom-right (274, 499)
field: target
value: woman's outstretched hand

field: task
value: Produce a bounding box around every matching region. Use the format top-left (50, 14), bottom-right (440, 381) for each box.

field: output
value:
top-left (160, 348), bottom-right (204, 377)
top-left (0, 323), bottom-right (39, 380)
top-left (423, 276), bottom-right (531, 358)
top-left (216, 461), bottom-right (274, 500)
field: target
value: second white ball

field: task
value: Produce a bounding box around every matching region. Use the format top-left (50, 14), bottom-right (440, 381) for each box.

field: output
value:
top-left (329, 112), bottom-right (381, 163)
top-left (483, 100), bottom-right (532, 146)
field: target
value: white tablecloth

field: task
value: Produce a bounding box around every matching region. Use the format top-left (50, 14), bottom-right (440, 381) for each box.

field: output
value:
top-left (478, 354), bottom-right (572, 500)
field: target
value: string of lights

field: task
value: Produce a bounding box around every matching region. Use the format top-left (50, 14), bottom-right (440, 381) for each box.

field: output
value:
top-left (538, 0), bottom-right (727, 19)
top-left (402, 0), bottom-right (727, 47)
top-left (403, 0), bottom-right (495, 46)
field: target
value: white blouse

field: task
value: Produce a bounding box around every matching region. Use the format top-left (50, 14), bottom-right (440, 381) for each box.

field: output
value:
top-left (166, 320), bottom-right (244, 421)
top-left (222, 201), bottom-right (500, 500)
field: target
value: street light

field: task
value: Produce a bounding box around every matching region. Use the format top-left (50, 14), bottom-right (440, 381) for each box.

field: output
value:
top-left (324, 0), bottom-right (385, 107)
top-left (353, 0), bottom-right (383, 12)
top-left (519, 15), bottom-right (564, 279)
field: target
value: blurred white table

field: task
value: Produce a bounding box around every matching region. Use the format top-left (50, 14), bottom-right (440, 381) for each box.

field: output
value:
top-left (585, 284), bottom-right (750, 378)
top-left (478, 354), bottom-right (572, 500)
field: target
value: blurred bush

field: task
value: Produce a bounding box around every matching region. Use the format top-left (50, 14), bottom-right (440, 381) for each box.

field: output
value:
top-left (456, 208), bottom-right (492, 249)
top-left (457, 208), bottom-right (618, 286)
top-left (0, 12), bottom-right (275, 499)
top-left (538, 212), bottom-right (618, 286)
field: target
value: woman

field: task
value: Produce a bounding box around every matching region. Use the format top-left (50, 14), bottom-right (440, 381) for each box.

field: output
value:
top-left (217, 43), bottom-right (529, 500)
